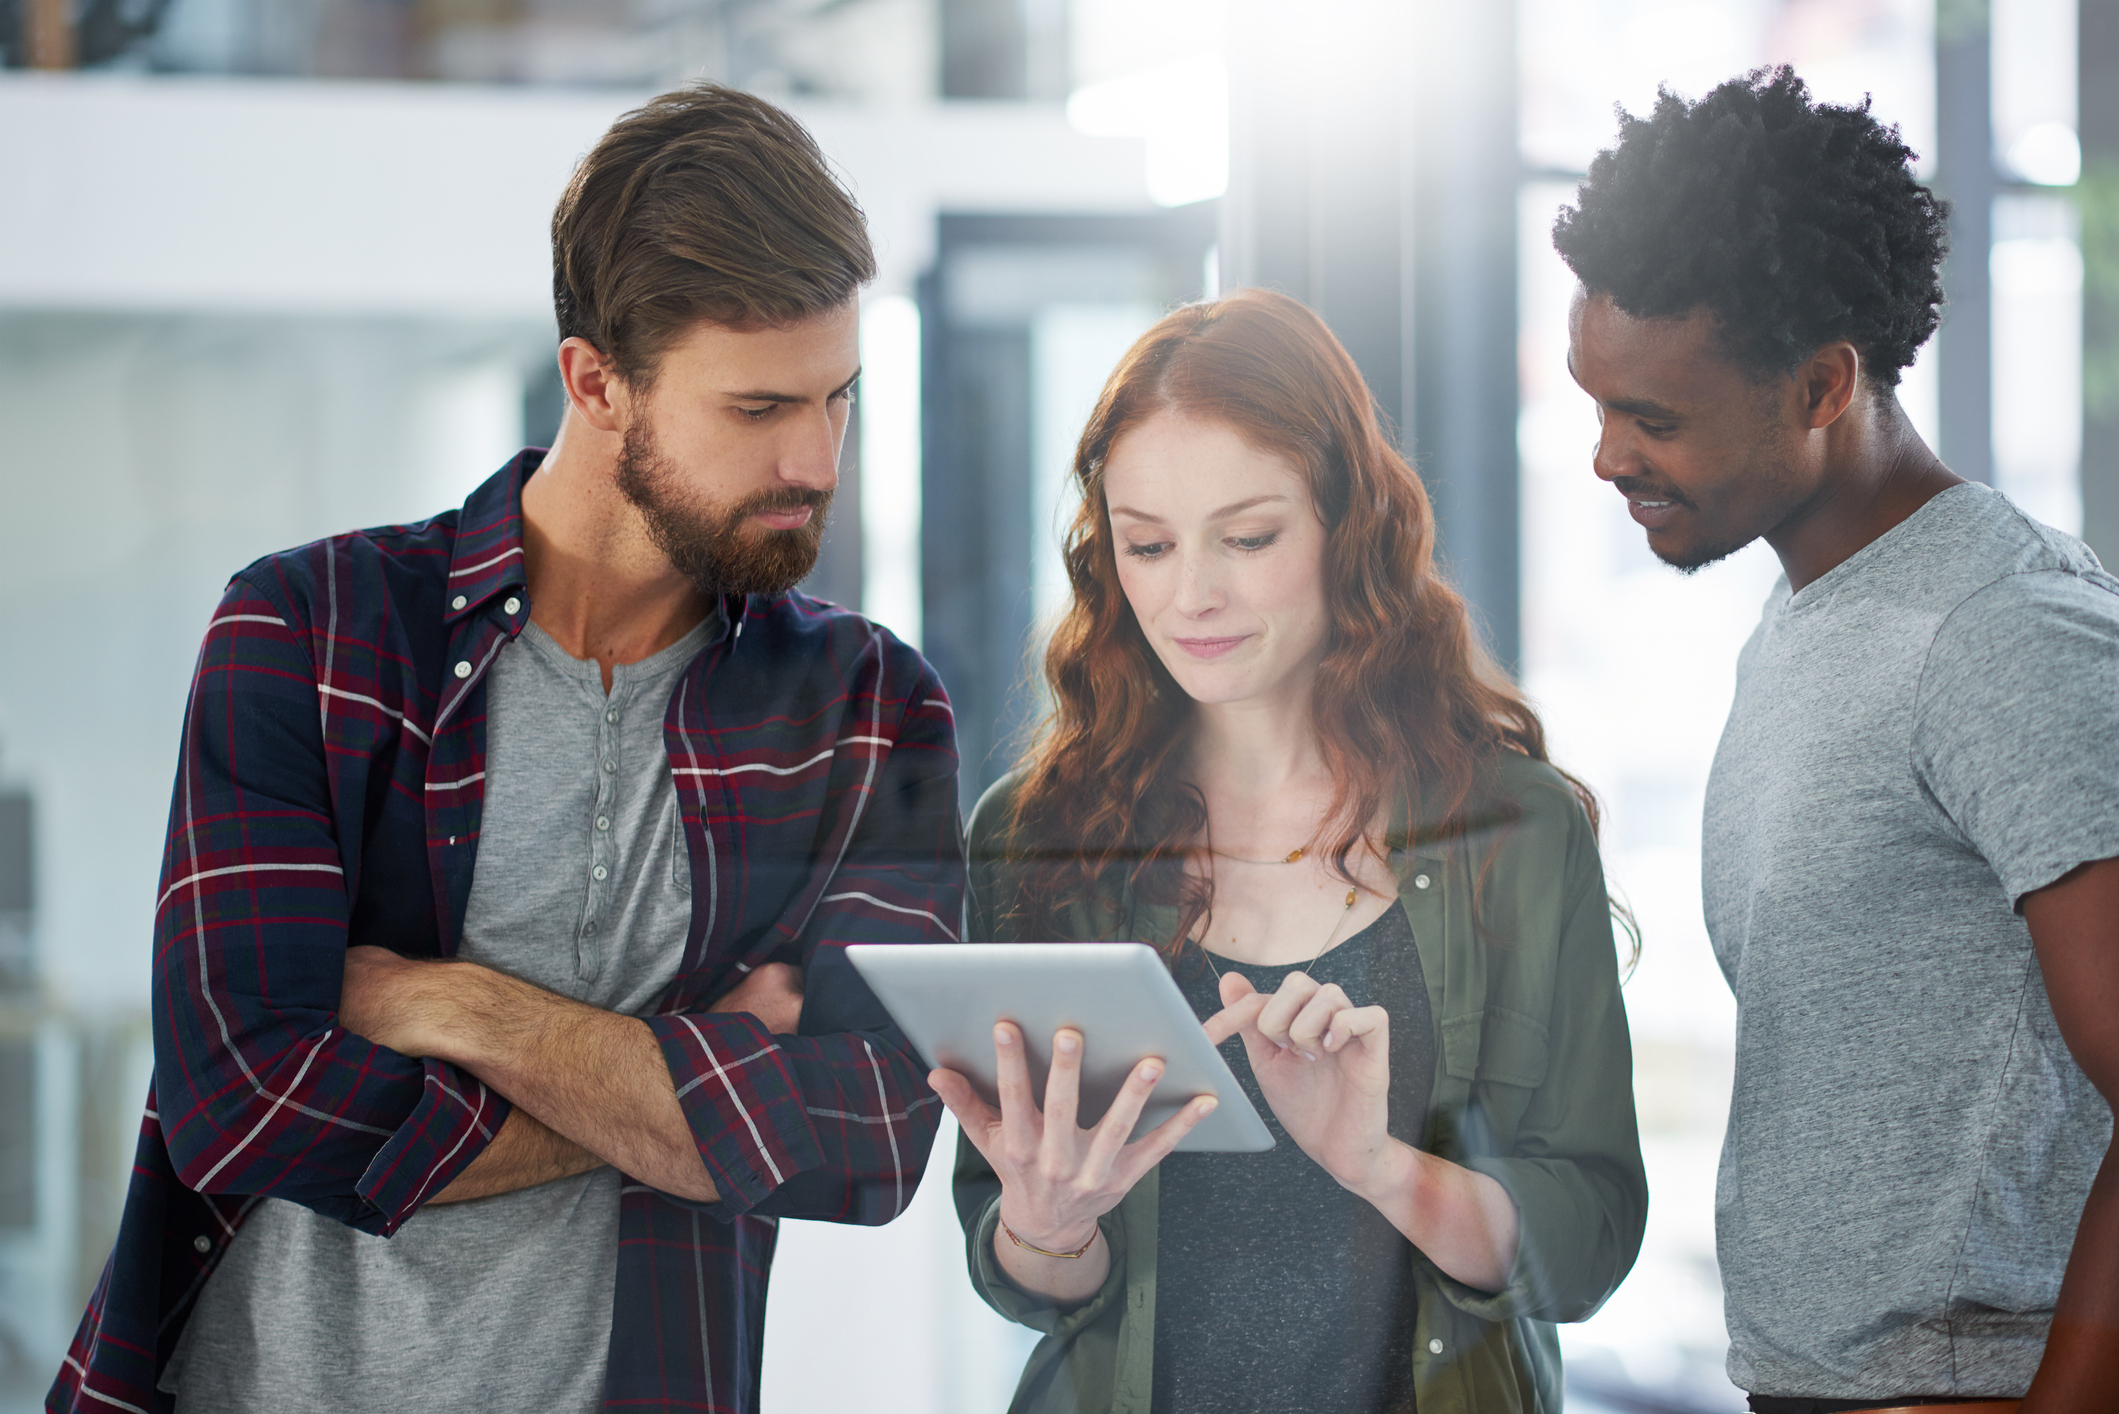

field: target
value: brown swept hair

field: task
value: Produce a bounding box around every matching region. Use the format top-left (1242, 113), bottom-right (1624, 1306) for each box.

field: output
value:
top-left (1003, 289), bottom-right (1612, 958)
top-left (551, 82), bottom-right (875, 385)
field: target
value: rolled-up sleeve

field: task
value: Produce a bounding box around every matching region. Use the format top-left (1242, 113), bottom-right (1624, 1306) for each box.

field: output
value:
top-left (648, 675), bottom-right (962, 1222)
top-left (1435, 802), bottom-right (1648, 1324)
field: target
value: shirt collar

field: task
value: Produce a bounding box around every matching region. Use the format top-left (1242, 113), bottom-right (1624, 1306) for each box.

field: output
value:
top-left (441, 448), bottom-right (762, 646)
top-left (443, 449), bottom-right (539, 625)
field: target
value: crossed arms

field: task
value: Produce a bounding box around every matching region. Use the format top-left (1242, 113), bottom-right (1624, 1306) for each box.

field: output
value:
top-left (341, 952), bottom-right (805, 1205)
top-left (153, 578), bottom-right (961, 1232)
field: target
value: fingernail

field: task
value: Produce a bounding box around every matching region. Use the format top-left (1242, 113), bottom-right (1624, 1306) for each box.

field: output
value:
top-left (1140, 1063), bottom-right (1162, 1083)
top-left (1301, 1050), bottom-right (1318, 1061)
top-left (1196, 1097), bottom-right (1218, 1114)
top-left (994, 1027), bottom-right (1013, 1047)
top-left (1056, 1032), bottom-right (1079, 1054)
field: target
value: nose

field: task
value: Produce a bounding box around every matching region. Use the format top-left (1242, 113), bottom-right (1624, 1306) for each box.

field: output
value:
top-left (1591, 415), bottom-right (1635, 484)
top-left (1171, 544), bottom-right (1225, 617)
top-left (779, 404), bottom-right (842, 493)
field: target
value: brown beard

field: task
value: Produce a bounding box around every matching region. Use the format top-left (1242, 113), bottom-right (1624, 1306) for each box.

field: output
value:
top-left (613, 422), bottom-right (833, 597)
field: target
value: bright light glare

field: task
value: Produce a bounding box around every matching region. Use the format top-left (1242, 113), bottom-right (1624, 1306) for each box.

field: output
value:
top-left (1991, 234), bottom-right (2084, 533)
top-left (859, 295), bottom-right (922, 648)
top-left (2007, 121), bottom-right (2082, 186)
top-left (1065, 53), bottom-right (1228, 207)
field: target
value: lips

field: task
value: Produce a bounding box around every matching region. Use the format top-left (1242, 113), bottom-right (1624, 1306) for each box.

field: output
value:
top-left (1173, 634), bottom-right (1250, 659)
top-left (753, 506), bottom-right (815, 530)
top-left (1616, 480), bottom-right (1689, 532)
top-left (1624, 496), bottom-right (1682, 531)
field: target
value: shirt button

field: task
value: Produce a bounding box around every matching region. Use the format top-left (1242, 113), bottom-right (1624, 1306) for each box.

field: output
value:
top-left (582, 920), bottom-right (597, 935)
top-left (1427, 1338), bottom-right (1443, 1355)
top-left (596, 816), bottom-right (610, 831)
top-left (602, 759), bottom-right (615, 774)
top-left (193, 1235), bottom-right (211, 1254)
top-left (1413, 874), bottom-right (1431, 890)
top-left (450, 595), bottom-right (467, 611)
top-left (503, 596), bottom-right (521, 615)
top-left (592, 864), bottom-right (608, 881)
top-left (454, 660), bottom-right (472, 679)
top-left (606, 709), bottom-right (617, 724)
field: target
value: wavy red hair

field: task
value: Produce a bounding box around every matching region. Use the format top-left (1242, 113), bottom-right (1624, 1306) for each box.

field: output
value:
top-left (1002, 289), bottom-right (1599, 954)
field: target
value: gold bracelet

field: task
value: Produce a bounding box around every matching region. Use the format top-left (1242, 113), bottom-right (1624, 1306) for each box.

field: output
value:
top-left (999, 1216), bottom-right (1098, 1259)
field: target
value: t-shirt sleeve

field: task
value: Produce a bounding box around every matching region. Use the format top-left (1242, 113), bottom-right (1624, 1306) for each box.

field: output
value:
top-left (1911, 568), bottom-right (2119, 906)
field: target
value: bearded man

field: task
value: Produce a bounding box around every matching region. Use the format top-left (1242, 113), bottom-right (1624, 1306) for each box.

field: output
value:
top-left (52, 84), bottom-right (962, 1414)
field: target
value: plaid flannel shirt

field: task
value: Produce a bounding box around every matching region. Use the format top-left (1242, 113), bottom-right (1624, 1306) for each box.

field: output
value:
top-left (49, 451), bottom-right (962, 1414)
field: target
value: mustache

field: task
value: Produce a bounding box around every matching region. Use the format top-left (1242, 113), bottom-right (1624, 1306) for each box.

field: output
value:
top-left (1612, 476), bottom-right (1694, 509)
top-left (730, 486), bottom-right (833, 521)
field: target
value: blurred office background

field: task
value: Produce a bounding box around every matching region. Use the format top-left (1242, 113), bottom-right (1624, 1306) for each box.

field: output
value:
top-left (0, 0), bottom-right (2097, 1409)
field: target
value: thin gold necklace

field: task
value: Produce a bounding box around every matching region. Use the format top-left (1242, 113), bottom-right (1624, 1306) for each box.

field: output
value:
top-left (1195, 827), bottom-right (1359, 979)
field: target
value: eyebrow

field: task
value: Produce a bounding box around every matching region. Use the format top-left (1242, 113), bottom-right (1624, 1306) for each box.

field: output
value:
top-left (724, 367), bottom-right (862, 404)
top-left (1566, 354), bottom-right (1685, 422)
top-left (1603, 396), bottom-right (1683, 421)
top-left (1108, 493), bottom-right (1290, 524)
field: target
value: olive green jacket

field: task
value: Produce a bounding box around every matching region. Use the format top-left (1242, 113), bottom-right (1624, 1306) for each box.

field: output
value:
top-left (951, 753), bottom-right (1647, 1414)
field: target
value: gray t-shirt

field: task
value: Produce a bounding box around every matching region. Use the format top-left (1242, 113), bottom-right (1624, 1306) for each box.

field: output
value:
top-left (1704, 483), bottom-right (2119, 1399)
top-left (164, 615), bottom-right (712, 1413)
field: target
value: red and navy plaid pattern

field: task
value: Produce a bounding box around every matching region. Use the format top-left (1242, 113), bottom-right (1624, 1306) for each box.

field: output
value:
top-left (49, 451), bottom-right (962, 1414)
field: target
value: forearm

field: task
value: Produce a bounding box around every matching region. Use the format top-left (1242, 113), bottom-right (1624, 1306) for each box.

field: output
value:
top-left (423, 963), bottom-right (720, 1203)
top-left (2022, 1139), bottom-right (2119, 1411)
top-left (991, 1204), bottom-right (1112, 1307)
top-left (428, 1107), bottom-right (605, 1204)
top-left (1356, 1140), bottom-right (1521, 1294)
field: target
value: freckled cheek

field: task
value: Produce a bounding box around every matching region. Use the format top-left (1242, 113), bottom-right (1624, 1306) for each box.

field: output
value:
top-left (1112, 559), bottom-right (1166, 625)
top-left (1234, 553), bottom-right (1326, 645)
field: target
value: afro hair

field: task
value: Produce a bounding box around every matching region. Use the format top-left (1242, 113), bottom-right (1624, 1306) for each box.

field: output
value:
top-left (1552, 65), bottom-right (1950, 387)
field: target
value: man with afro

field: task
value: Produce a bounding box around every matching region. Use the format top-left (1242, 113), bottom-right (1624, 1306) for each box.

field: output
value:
top-left (1558, 66), bottom-right (2119, 1413)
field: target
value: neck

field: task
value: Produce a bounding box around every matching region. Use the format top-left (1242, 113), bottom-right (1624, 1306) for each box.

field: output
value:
top-left (1185, 685), bottom-right (1332, 840)
top-left (519, 409), bottom-right (712, 689)
top-left (1764, 386), bottom-right (1965, 591)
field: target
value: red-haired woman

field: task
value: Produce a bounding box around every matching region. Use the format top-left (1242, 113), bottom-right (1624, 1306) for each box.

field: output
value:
top-left (931, 289), bottom-right (1646, 1414)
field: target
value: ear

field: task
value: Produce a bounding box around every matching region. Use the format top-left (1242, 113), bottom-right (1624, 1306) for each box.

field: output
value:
top-left (1799, 341), bottom-right (1862, 430)
top-left (557, 336), bottom-right (630, 435)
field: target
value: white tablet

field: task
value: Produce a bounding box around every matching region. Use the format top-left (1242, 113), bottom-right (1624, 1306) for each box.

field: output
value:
top-left (846, 942), bottom-right (1274, 1153)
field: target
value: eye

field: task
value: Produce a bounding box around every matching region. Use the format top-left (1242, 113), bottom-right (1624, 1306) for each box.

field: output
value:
top-left (832, 382), bottom-right (858, 406)
top-left (1122, 540), bottom-right (1172, 561)
top-left (1638, 422), bottom-right (1677, 439)
top-left (1227, 532), bottom-right (1279, 552)
top-left (738, 404), bottom-right (776, 422)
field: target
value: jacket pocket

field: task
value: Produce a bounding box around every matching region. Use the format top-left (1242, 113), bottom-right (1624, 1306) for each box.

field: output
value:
top-left (1438, 1006), bottom-right (1550, 1089)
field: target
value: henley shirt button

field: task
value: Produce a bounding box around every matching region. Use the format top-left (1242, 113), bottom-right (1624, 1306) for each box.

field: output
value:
top-left (602, 759), bottom-right (615, 773)
top-left (1427, 1339), bottom-right (1443, 1355)
top-left (596, 816), bottom-right (610, 831)
top-left (450, 595), bottom-right (467, 611)
top-left (592, 865), bottom-right (608, 881)
top-left (583, 920), bottom-right (597, 935)
top-left (193, 1235), bottom-right (211, 1254)
top-left (503, 596), bottom-right (521, 615)
top-left (605, 709), bottom-right (617, 723)
top-left (453, 660), bottom-right (472, 679)
top-left (1413, 874), bottom-right (1431, 890)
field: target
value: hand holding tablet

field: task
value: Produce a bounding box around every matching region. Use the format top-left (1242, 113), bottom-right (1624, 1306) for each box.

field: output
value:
top-left (844, 942), bottom-right (1274, 1152)
top-left (847, 942), bottom-right (1274, 1283)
